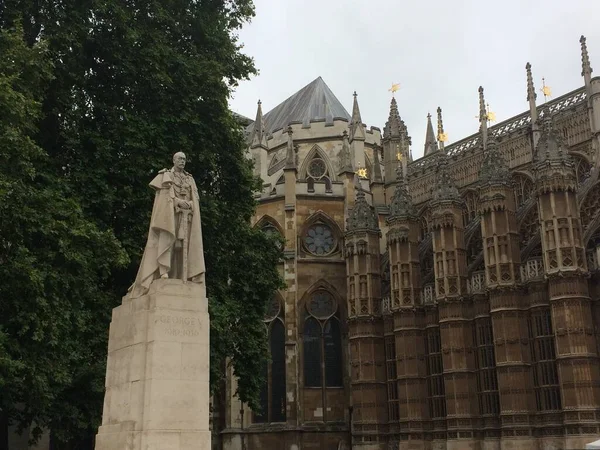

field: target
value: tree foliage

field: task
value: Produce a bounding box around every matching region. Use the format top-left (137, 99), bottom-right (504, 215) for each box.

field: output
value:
top-left (0, 1), bottom-right (282, 446)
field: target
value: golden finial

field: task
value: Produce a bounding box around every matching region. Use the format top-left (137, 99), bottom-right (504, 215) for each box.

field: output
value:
top-left (486, 103), bottom-right (496, 123)
top-left (541, 77), bottom-right (552, 101)
top-left (389, 83), bottom-right (401, 96)
top-left (357, 166), bottom-right (368, 179)
top-left (437, 132), bottom-right (448, 142)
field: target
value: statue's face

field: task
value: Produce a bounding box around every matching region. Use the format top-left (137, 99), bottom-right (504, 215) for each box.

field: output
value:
top-left (173, 153), bottom-right (186, 170)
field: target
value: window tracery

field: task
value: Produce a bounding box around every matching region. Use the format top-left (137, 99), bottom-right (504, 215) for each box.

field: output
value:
top-left (254, 296), bottom-right (286, 423)
top-left (303, 290), bottom-right (343, 388)
top-left (512, 173), bottom-right (534, 210)
top-left (519, 207), bottom-right (539, 248)
top-left (462, 190), bottom-right (479, 227)
top-left (580, 183), bottom-right (600, 233)
top-left (303, 147), bottom-right (333, 193)
top-left (573, 155), bottom-right (591, 186)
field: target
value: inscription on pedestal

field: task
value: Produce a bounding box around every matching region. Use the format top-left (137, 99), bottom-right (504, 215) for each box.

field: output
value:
top-left (156, 314), bottom-right (202, 337)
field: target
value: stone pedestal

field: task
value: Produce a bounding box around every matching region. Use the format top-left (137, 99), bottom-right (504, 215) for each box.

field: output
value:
top-left (95, 279), bottom-right (210, 450)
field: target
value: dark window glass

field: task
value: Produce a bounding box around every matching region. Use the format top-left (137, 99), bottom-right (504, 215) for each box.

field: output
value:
top-left (324, 319), bottom-right (343, 387)
top-left (254, 358), bottom-right (268, 423)
top-left (270, 320), bottom-right (286, 422)
top-left (303, 317), bottom-right (322, 387)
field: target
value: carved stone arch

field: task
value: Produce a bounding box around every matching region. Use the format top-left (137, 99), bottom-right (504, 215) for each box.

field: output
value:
top-left (581, 182), bottom-right (600, 244)
top-left (572, 153), bottom-right (593, 187)
top-left (299, 144), bottom-right (336, 182)
top-left (511, 171), bottom-right (535, 210)
top-left (255, 214), bottom-right (284, 236)
top-left (462, 188), bottom-right (479, 227)
top-left (265, 290), bottom-right (286, 322)
top-left (365, 153), bottom-right (373, 180)
top-left (299, 278), bottom-right (346, 319)
top-left (299, 210), bottom-right (343, 257)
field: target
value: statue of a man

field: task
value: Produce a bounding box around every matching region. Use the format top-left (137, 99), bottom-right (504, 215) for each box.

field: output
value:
top-left (130, 152), bottom-right (205, 297)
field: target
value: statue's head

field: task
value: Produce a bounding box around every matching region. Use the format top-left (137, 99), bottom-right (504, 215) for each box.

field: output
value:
top-left (173, 152), bottom-right (186, 171)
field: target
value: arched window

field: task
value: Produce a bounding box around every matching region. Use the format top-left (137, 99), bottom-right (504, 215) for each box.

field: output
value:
top-left (254, 296), bottom-right (286, 423)
top-left (304, 149), bottom-right (333, 193)
top-left (512, 173), bottom-right (534, 210)
top-left (303, 290), bottom-right (343, 388)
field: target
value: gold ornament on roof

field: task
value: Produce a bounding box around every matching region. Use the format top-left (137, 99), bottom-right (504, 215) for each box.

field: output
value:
top-left (396, 151), bottom-right (403, 161)
top-left (541, 77), bottom-right (552, 100)
top-left (357, 167), bottom-right (368, 179)
top-left (437, 132), bottom-right (448, 142)
top-left (389, 83), bottom-right (400, 96)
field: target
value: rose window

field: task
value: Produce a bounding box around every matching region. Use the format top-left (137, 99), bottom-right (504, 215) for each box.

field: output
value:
top-left (308, 158), bottom-right (327, 178)
top-left (304, 224), bottom-right (335, 255)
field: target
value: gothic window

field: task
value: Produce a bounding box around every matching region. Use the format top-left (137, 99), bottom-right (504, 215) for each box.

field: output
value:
top-left (303, 290), bottom-right (343, 388)
top-left (385, 336), bottom-right (399, 421)
top-left (304, 150), bottom-right (333, 193)
top-left (303, 223), bottom-right (336, 256)
top-left (519, 207), bottom-right (539, 248)
top-left (573, 155), bottom-right (591, 186)
top-left (259, 219), bottom-right (284, 249)
top-left (254, 297), bottom-right (286, 423)
top-left (512, 173), bottom-right (534, 210)
top-left (580, 183), bottom-right (600, 233)
top-left (528, 309), bottom-right (561, 412)
top-left (426, 328), bottom-right (446, 419)
top-left (475, 319), bottom-right (500, 416)
top-left (462, 191), bottom-right (479, 226)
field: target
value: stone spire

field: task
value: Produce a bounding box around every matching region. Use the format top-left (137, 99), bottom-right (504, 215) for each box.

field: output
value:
top-left (284, 126), bottom-right (296, 170)
top-left (384, 97), bottom-right (402, 138)
top-left (534, 116), bottom-right (573, 167)
top-left (478, 86), bottom-right (488, 149)
top-left (372, 145), bottom-right (383, 182)
top-left (383, 97), bottom-right (410, 144)
top-left (349, 91), bottom-right (366, 142)
top-left (526, 63), bottom-right (536, 103)
top-left (389, 165), bottom-right (416, 219)
top-left (431, 155), bottom-right (460, 203)
top-left (437, 107), bottom-right (446, 152)
top-left (250, 100), bottom-right (268, 149)
top-left (347, 188), bottom-right (379, 231)
top-left (526, 63), bottom-right (538, 124)
top-left (338, 130), bottom-right (354, 174)
top-left (479, 136), bottom-right (510, 185)
top-left (424, 113), bottom-right (438, 156)
top-left (581, 35), bottom-right (593, 77)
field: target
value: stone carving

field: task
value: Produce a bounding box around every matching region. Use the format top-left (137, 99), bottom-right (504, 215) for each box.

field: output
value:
top-left (388, 166), bottom-right (416, 219)
top-left (347, 188), bottom-right (378, 232)
top-left (131, 152), bottom-right (205, 298)
top-left (479, 136), bottom-right (510, 184)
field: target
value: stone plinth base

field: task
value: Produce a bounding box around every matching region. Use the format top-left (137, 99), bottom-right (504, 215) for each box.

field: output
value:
top-left (95, 279), bottom-right (210, 450)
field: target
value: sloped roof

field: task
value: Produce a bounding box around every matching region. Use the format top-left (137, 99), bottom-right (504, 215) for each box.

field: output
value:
top-left (250, 77), bottom-right (351, 135)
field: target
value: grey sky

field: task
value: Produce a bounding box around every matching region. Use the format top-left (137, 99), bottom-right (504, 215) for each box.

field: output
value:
top-left (229, 0), bottom-right (600, 160)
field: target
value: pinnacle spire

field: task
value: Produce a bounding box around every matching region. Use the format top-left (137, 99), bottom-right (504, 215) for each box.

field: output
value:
top-left (388, 165), bottom-right (416, 219)
top-left (250, 100), bottom-right (268, 148)
top-left (384, 97), bottom-right (402, 139)
top-left (437, 107), bottom-right (446, 152)
top-left (479, 136), bottom-right (509, 184)
top-left (580, 35), bottom-right (593, 77)
top-left (478, 86), bottom-right (488, 148)
top-left (347, 187), bottom-right (379, 232)
top-left (424, 113), bottom-right (438, 156)
top-left (534, 116), bottom-right (572, 166)
top-left (338, 130), bottom-right (354, 174)
top-left (284, 126), bottom-right (296, 170)
top-left (431, 155), bottom-right (460, 203)
top-left (349, 91), bottom-right (365, 142)
top-left (526, 63), bottom-right (536, 102)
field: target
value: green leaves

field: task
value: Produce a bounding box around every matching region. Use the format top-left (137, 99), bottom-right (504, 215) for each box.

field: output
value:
top-left (2, 1), bottom-right (282, 446)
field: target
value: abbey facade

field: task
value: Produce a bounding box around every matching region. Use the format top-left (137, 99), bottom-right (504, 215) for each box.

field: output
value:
top-left (216, 36), bottom-right (600, 450)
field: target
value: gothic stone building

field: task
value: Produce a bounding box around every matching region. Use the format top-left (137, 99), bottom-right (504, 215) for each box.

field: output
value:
top-left (217, 36), bottom-right (600, 450)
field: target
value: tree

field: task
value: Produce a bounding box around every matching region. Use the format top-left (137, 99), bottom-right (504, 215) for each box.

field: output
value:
top-left (0, 21), bottom-right (127, 446)
top-left (1, 0), bottom-right (283, 446)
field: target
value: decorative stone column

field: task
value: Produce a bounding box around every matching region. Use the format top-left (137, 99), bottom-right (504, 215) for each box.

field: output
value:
top-left (345, 188), bottom-right (387, 450)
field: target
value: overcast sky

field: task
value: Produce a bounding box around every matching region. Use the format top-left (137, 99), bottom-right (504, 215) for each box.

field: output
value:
top-left (229, 0), bottom-right (600, 160)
